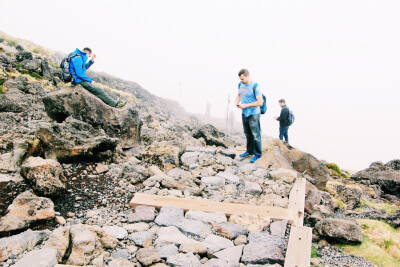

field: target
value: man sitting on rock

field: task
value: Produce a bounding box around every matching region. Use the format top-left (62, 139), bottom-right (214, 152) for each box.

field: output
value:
top-left (69, 47), bottom-right (126, 108)
top-left (236, 68), bottom-right (263, 163)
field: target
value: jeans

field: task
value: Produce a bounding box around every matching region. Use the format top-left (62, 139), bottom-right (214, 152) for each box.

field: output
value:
top-left (75, 81), bottom-right (118, 107)
top-left (242, 113), bottom-right (262, 156)
top-left (279, 126), bottom-right (289, 142)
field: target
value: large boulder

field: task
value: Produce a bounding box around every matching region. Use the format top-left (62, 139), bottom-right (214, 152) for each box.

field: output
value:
top-left (192, 124), bottom-right (228, 148)
top-left (351, 160), bottom-right (400, 197)
top-left (13, 248), bottom-right (57, 267)
top-left (0, 191), bottom-right (55, 234)
top-left (0, 174), bottom-right (27, 216)
top-left (21, 157), bottom-right (66, 196)
top-left (314, 218), bottom-right (363, 244)
top-left (36, 117), bottom-right (118, 163)
top-left (42, 86), bottom-right (142, 149)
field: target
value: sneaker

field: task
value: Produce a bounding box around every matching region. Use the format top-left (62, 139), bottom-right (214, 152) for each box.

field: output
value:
top-left (115, 99), bottom-right (127, 109)
top-left (240, 151), bottom-right (250, 157)
top-left (250, 155), bottom-right (261, 163)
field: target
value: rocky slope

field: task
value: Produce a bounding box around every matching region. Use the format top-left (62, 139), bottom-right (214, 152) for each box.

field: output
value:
top-left (0, 32), bottom-right (399, 267)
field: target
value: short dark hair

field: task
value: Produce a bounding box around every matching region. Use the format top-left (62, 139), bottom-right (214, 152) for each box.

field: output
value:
top-left (238, 69), bottom-right (249, 76)
top-left (279, 99), bottom-right (286, 103)
top-left (82, 47), bottom-right (92, 53)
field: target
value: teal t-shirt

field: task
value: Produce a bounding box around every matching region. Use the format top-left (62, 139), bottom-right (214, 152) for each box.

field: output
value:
top-left (239, 81), bottom-right (261, 117)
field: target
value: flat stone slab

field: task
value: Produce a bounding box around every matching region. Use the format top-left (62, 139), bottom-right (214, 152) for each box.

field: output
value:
top-left (155, 244), bottom-right (179, 259)
top-left (181, 152), bottom-right (199, 166)
top-left (155, 206), bottom-right (184, 226)
top-left (202, 234), bottom-right (234, 254)
top-left (136, 246), bottom-right (161, 266)
top-left (216, 172), bottom-right (240, 184)
top-left (238, 163), bottom-right (257, 175)
top-left (239, 181), bottom-right (262, 195)
top-left (214, 245), bottom-right (243, 266)
top-left (203, 258), bottom-right (236, 267)
top-left (166, 252), bottom-right (201, 267)
top-left (127, 205), bottom-right (156, 223)
top-left (185, 210), bottom-right (227, 224)
top-left (175, 218), bottom-right (212, 238)
top-left (213, 222), bottom-right (248, 239)
top-left (248, 232), bottom-right (283, 247)
top-left (241, 242), bottom-right (284, 265)
top-left (270, 220), bottom-right (288, 238)
top-left (154, 226), bottom-right (192, 246)
top-left (201, 176), bottom-right (225, 187)
top-left (13, 248), bottom-right (57, 267)
top-left (123, 222), bottom-right (150, 233)
top-left (102, 225), bottom-right (128, 240)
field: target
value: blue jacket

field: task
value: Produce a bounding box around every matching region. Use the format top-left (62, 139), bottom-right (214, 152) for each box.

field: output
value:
top-left (69, 48), bottom-right (94, 84)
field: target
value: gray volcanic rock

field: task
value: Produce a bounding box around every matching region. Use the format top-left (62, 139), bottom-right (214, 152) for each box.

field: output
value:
top-left (13, 248), bottom-right (57, 267)
top-left (21, 156), bottom-right (66, 196)
top-left (42, 86), bottom-right (142, 149)
top-left (213, 222), bottom-right (249, 239)
top-left (351, 160), bottom-right (400, 197)
top-left (241, 242), bottom-right (284, 265)
top-left (155, 206), bottom-right (184, 226)
top-left (315, 218), bottom-right (363, 244)
top-left (193, 124), bottom-right (227, 148)
top-left (166, 252), bottom-right (201, 267)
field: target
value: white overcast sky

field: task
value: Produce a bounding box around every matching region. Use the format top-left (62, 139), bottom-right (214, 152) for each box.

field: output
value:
top-left (1, 0), bottom-right (399, 170)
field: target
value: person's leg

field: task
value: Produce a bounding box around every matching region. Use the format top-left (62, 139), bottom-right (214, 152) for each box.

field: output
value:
top-left (76, 81), bottom-right (118, 107)
top-left (242, 114), bottom-right (254, 155)
top-left (284, 126), bottom-right (289, 142)
top-left (248, 114), bottom-right (262, 157)
top-left (279, 126), bottom-right (284, 141)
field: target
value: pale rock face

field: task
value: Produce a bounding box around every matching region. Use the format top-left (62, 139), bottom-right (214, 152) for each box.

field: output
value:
top-left (229, 214), bottom-right (270, 233)
top-left (44, 226), bottom-right (70, 262)
top-left (13, 248), bottom-right (57, 267)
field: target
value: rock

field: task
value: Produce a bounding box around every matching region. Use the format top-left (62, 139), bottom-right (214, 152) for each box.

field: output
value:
top-left (214, 245), bottom-right (243, 266)
top-left (111, 248), bottom-right (130, 259)
top-left (154, 226), bottom-right (192, 246)
top-left (241, 242), bottom-right (284, 265)
top-left (21, 59), bottom-right (41, 72)
top-left (185, 210), bottom-right (227, 224)
top-left (21, 157), bottom-right (66, 196)
top-left (238, 164), bottom-right (257, 175)
top-left (42, 86), bottom-right (142, 149)
top-left (155, 244), bottom-right (179, 259)
top-left (0, 173), bottom-right (25, 216)
top-left (0, 140), bottom-right (29, 172)
top-left (123, 222), bottom-right (150, 233)
top-left (213, 222), bottom-right (248, 239)
top-left (179, 242), bottom-right (208, 254)
top-left (166, 252), bottom-right (201, 267)
top-left (315, 218), bottom-right (363, 244)
top-left (247, 233), bottom-right (283, 247)
top-left (95, 163), bottom-right (109, 174)
top-left (253, 168), bottom-right (270, 179)
top-left (192, 124), bottom-right (227, 148)
top-left (229, 214), bottom-right (270, 233)
top-left (0, 190), bottom-right (55, 234)
top-left (55, 216), bottom-right (66, 225)
top-left (220, 149), bottom-right (237, 159)
top-left (216, 172), bottom-right (240, 184)
top-left (181, 152), bottom-right (199, 166)
top-left (203, 258), bottom-right (236, 267)
top-left (292, 153), bottom-right (330, 190)
top-left (102, 225), bottom-right (128, 240)
top-left (16, 51), bottom-right (33, 62)
top-left (128, 231), bottom-right (154, 247)
top-left (127, 206), bottom-right (155, 224)
top-left (108, 258), bottom-right (134, 267)
top-left (342, 186), bottom-right (362, 210)
top-left (13, 248), bottom-right (57, 267)
top-left (351, 160), bottom-right (400, 197)
top-left (202, 234), bottom-right (234, 254)
top-left (201, 176), bottom-right (225, 187)
top-left (155, 206), bottom-right (184, 226)
top-left (216, 154), bottom-right (233, 165)
top-left (269, 168), bottom-right (298, 182)
top-left (234, 235), bottom-right (247, 245)
top-left (44, 226), bottom-right (70, 262)
top-left (270, 220), bottom-right (288, 238)
top-left (36, 117), bottom-right (118, 163)
top-left (259, 193), bottom-right (289, 208)
top-left (175, 218), bottom-right (212, 238)
top-left (136, 246), bottom-right (161, 266)
top-left (0, 230), bottom-right (50, 262)
top-left (239, 181), bottom-right (262, 196)
top-left (118, 161), bottom-right (149, 184)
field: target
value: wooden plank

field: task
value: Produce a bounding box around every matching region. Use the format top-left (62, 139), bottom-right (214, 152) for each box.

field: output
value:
top-left (284, 226), bottom-right (313, 267)
top-left (288, 177), bottom-right (306, 226)
top-left (129, 193), bottom-right (294, 221)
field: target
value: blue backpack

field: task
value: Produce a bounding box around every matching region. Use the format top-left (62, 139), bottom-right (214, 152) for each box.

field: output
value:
top-left (287, 108), bottom-right (295, 126)
top-left (238, 82), bottom-right (267, 114)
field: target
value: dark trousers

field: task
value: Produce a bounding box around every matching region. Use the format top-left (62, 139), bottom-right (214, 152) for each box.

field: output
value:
top-left (242, 113), bottom-right (262, 156)
top-left (279, 126), bottom-right (289, 142)
top-left (75, 81), bottom-right (118, 107)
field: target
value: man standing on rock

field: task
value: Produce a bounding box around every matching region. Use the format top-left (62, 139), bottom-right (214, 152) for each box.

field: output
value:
top-left (274, 99), bottom-right (290, 143)
top-left (236, 69), bottom-right (263, 163)
top-left (69, 47), bottom-right (126, 108)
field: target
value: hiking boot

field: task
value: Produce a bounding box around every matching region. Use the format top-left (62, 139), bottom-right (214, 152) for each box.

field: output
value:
top-left (115, 99), bottom-right (127, 109)
top-left (250, 155), bottom-right (261, 163)
top-left (240, 151), bottom-right (250, 157)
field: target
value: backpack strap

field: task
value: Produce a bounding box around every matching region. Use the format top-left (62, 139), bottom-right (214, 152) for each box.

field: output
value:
top-left (253, 83), bottom-right (259, 97)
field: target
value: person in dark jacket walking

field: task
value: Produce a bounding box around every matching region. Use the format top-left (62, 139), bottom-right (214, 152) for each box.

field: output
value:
top-left (274, 99), bottom-right (290, 142)
top-left (69, 47), bottom-right (126, 108)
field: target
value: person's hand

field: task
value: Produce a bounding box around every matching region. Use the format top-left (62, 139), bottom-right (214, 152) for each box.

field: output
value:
top-left (91, 54), bottom-right (96, 62)
top-left (274, 116), bottom-right (278, 120)
top-left (238, 104), bottom-right (247, 109)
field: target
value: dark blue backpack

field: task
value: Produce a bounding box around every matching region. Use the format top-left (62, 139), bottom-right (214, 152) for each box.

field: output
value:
top-left (238, 82), bottom-right (267, 114)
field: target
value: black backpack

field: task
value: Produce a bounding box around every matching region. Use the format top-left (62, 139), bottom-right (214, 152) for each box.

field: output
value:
top-left (60, 53), bottom-right (80, 82)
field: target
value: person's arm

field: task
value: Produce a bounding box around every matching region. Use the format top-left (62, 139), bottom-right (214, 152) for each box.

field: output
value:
top-left (239, 95), bottom-right (263, 108)
top-left (71, 57), bottom-right (92, 82)
top-left (85, 60), bottom-right (94, 69)
top-left (235, 93), bottom-right (241, 107)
